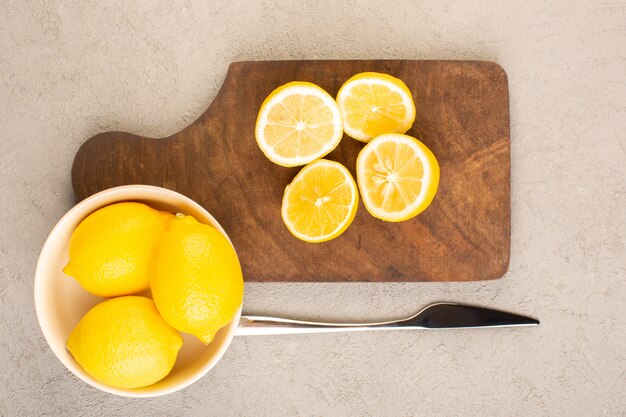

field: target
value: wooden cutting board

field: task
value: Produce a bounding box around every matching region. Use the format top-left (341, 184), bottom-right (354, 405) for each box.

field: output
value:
top-left (72, 60), bottom-right (510, 282)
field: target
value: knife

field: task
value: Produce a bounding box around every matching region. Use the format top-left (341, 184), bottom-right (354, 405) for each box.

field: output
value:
top-left (235, 302), bottom-right (539, 336)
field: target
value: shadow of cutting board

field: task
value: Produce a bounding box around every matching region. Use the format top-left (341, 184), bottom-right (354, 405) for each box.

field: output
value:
top-left (72, 60), bottom-right (510, 282)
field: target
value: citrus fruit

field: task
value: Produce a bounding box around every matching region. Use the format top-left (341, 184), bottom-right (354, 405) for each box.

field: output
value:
top-left (255, 81), bottom-right (343, 167)
top-left (66, 296), bottom-right (183, 389)
top-left (336, 72), bottom-right (416, 142)
top-left (356, 133), bottom-right (439, 222)
top-left (150, 214), bottom-right (243, 344)
top-left (63, 202), bottom-right (173, 297)
top-left (281, 159), bottom-right (358, 243)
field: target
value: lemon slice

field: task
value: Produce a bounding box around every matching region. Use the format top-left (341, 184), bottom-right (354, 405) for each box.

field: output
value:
top-left (356, 133), bottom-right (439, 222)
top-left (255, 82), bottom-right (343, 167)
top-left (281, 159), bottom-right (358, 243)
top-left (336, 72), bottom-right (416, 142)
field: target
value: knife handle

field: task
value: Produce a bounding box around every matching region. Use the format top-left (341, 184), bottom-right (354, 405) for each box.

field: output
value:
top-left (235, 315), bottom-right (409, 336)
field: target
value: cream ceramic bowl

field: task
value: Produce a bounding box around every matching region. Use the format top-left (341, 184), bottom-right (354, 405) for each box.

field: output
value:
top-left (34, 185), bottom-right (242, 397)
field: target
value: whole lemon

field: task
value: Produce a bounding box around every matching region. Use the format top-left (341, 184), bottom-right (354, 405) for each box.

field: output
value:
top-left (151, 214), bottom-right (244, 343)
top-left (63, 202), bottom-right (173, 297)
top-left (66, 296), bottom-right (183, 389)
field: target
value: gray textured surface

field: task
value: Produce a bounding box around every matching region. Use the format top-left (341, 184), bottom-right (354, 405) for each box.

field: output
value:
top-left (1, 0), bottom-right (625, 416)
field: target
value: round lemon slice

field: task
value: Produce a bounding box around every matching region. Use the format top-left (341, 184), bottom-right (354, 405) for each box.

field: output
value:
top-left (281, 159), bottom-right (358, 243)
top-left (356, 133), bottom-right (439, 222)
top-left (255, 82), bottom-right (343, 167)
top-left (336, 72), bottom-right (416, 142)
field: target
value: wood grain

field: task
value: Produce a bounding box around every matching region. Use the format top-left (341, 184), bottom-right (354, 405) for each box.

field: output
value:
top-left (72, 60), bottom-right (510, 282)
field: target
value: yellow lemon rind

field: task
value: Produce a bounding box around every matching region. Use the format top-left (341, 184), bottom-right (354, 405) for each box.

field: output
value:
top-left (63, 202), bottom-right (174, 298)
top-left (66, 296), bottom-right (183, 389)
top-left (150, 215), bottom-right (244, 345)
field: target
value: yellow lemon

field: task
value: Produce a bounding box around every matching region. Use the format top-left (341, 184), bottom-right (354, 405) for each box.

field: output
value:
top-left (255, 81), bottom-right (343, 167)
top-left (66, 296), bottom-right (183, 389)
top-left (356, 133), bottom-right (439, 222)
top-left (63, 202), bottom-right (173, 297)
top-left (336, 72), bottom-right (416, 142)
top-left (281, 159), bottom-right (358, 243)
top-left (150, 215), bottom-right (243, 343)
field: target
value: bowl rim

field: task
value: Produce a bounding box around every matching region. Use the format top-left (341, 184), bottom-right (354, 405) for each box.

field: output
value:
top-left (34, 184), bottom-right (242, 397)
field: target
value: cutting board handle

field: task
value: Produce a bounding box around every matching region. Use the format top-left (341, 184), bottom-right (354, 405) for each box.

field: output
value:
top-left (71, 64), bottom-right (245, 198)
